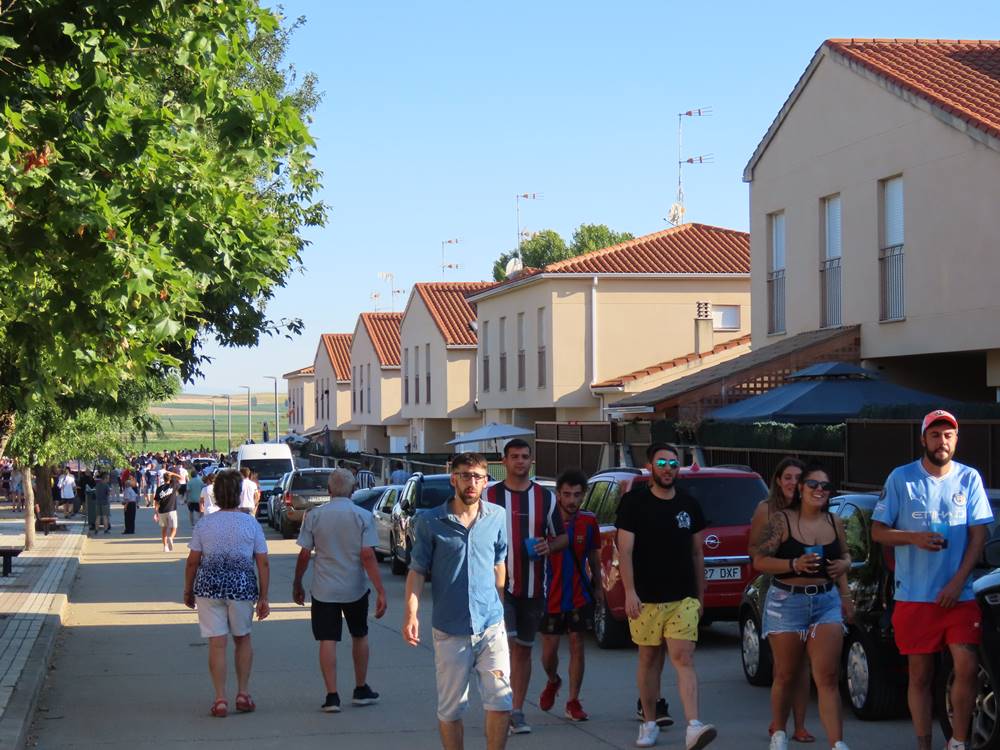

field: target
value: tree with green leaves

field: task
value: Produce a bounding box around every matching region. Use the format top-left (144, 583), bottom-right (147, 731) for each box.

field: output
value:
top-left (492, 224), bottom-right (634, 280)
top-left (0, 1), bottom-right (325, 457)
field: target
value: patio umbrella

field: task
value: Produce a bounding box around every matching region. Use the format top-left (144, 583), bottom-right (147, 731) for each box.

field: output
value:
top-left (446, 422), bottom-right (534, 447)
top-left (707, 362), bottom-right (955, 424)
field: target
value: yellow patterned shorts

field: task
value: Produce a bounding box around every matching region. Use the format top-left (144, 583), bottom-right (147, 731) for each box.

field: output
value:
top-left (628, 598), bottom-right (700, 645)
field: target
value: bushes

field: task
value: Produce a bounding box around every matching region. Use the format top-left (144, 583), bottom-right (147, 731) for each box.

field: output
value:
top-left (653, 420), bottom-right (844, 453)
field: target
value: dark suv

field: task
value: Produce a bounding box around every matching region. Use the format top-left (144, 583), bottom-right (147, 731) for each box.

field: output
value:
top-left (582, 465), bottom-right (768, 648)
top-left (389, 473), bottom-right (455, 575)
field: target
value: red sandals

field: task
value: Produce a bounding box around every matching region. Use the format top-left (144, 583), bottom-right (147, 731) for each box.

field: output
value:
top-left (235, 693), bottom-right (256, 713)
top-left (210, 699), bottom-right (228, 718)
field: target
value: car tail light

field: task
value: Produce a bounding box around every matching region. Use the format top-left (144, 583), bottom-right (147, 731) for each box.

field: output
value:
top-left (284, 491), bottom-right (293, 507)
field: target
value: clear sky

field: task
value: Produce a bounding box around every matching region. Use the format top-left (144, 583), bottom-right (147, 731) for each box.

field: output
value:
top-left (189, 0), bottom-right (997, 394)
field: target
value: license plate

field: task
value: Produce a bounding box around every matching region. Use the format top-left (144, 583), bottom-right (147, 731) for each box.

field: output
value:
top-left (704, 566), bottom-right (741, 581)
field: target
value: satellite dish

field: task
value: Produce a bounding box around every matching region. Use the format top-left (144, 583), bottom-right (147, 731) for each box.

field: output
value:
top-left (666, 203), bottom-right (685, 226)
top-left (504, 256), bottom-right (524, 277)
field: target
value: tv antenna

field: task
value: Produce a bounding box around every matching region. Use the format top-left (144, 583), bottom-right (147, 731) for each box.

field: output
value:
top-left (515, 192), bottom-right (542, 254)
top-left (377, 272), bottom-right (405, 312)
top-left (666, 107), bottom-right (713, 226)
top-left (369, 291), bottom-right (381, 312)
top-left (504, 256), bottom-right (524, 278)
top-left (441, 238), bottom-right (460, 279)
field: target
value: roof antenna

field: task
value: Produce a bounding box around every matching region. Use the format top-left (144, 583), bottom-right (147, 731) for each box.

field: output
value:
top-left (666, 107), bottom-right (713, 226)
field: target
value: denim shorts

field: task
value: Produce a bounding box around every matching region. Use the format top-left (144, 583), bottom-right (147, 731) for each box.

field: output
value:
top-left (432, 621), bottom-right (512, 721)
top-left (762, 584), bottom-right (842, 639)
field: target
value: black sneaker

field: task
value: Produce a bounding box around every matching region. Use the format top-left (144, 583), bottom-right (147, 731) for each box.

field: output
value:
top-left (635, 698), bottom-right (674, 727)
top-left (352, 684), bottom-right (379, 706)
top-left (321, 692), bottom-right (341, 713)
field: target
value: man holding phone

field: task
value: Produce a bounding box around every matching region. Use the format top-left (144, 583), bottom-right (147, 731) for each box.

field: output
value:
top-left (872, 410), bottom-right (993, 750)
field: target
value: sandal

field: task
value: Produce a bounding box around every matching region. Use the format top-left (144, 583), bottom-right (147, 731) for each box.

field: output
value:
top-left (235, 692), bottom-right (256, 713)
top-left (792, 730), bottom-right (816, 743)
top-left (210, 699), bottom-right (228, 718)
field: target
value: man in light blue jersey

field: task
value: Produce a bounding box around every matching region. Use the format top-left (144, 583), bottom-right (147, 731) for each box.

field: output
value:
top-left (872, 410), bottom-right (993, 750)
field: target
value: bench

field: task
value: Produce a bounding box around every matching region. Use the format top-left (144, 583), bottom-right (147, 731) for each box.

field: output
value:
top-left (0, 546), bottom-right (22, 576)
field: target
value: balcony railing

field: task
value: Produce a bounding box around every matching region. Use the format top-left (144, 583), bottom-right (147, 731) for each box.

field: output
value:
top-left (403, 376), bottom-right (409, 405)
top-left (537, 347), bottom-right (546, 388)
top-left (517, 350), bottom-right (526, 389)
top-left (879, 244), bottom-right (904, 321)
top-left (426, 374), bottom-right (431, 404)
top-left (499, 353), bottom-right (507, 391)
top-left (820, 257), bottom-right (842, 328)
top-left (767, 269), bottom-right (786, 334)
top-left (483, 356), bottom-right (490, 392)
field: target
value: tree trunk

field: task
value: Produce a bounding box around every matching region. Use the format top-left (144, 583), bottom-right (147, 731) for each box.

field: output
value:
top-left (23, 466), bottom-right (36, 551)
top-left (0, 410), bottom-right (15, 460)
top-left (35, 465), bottom-right (54, 518)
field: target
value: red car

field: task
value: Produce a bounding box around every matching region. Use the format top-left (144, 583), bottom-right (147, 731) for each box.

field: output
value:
top-left (581, 465), bottom-right (768, 648)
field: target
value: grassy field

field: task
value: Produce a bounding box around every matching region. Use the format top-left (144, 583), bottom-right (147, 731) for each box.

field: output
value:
top-left (138, 391), bottom-right (288, 453)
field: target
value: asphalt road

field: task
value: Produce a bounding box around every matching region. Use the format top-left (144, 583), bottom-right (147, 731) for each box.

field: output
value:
top-left (28, 505), bottom-right (920, 749)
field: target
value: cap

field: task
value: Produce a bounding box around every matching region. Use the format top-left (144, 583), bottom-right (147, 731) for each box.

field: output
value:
top-left (921, 409), bottom-right (958, 434)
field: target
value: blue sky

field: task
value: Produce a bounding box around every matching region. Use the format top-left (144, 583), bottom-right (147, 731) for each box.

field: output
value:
top-left (190, 0), bottom-right (997, 394)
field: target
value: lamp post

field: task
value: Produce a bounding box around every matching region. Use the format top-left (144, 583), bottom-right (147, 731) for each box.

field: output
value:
top-left (264, 376), bottom-right (279, 442)
top-left (211, 399), bottom-right (217, 452)
top-left (225, 394), bottom-right (232, 453)
top-left (239, 385), bottom-right (251, 444)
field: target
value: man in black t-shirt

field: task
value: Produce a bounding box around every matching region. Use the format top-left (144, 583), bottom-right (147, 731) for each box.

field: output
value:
top-left (154, 473), bottom-right (180, 553)
top-left (617, 443), bottom-right (717, 750)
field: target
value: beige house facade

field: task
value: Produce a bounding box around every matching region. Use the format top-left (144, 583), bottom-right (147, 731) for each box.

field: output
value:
top-left (309, 333), bottom-right (353, 446)
top-left (344, 313), bottom-right (406, 453)
top-left (282, 365), bottom-right (315, 435)
top-left (400, 282), bottom-right (491, 453)
top-left (745, 39), bottom-right (1000, 401)
top-left (469, 223), bottom-right (752, 427)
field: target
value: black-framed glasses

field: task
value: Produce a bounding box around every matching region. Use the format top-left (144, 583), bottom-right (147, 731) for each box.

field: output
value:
top-left (803, 479), bottom-right (834, 492)
top-left (454, 472), bottom-right (489, 482)
top-left (654, 459), bottom-right (680, 469)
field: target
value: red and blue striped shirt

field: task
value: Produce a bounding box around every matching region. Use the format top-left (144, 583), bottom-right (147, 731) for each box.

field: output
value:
top-left (545, 511), bottom-right (600, 614)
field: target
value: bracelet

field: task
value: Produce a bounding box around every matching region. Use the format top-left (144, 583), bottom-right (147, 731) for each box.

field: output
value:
top-left (789, 558), bottom-right (796, 573)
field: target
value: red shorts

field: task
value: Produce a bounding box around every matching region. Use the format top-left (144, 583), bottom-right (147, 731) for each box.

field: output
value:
top-left (892, 600), bottom-right (982, 655)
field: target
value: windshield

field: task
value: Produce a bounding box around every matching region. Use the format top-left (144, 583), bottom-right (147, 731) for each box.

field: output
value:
top-left (675, 476), bottom-right (768, 527)
top-left (292, 472), bottom-right (333, 491)
top-left (240, 459), bottom-right (293, 481)
top-left (352, 489), bottom-right (382, 511)
top-left (417, 478), bottom-right (454, 510)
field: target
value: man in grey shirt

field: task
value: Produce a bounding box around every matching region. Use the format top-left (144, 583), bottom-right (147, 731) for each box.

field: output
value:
top-left (293, 469), bottom-right (387, 713)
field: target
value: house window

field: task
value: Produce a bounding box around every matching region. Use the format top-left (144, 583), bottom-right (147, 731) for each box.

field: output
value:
top-left (358, 368), bottom-right (363, 414)
top-left (482, 320), bottom-right (490, 392)
top-left (516, 312), bottom-right (525, 389)
top-left (325, 378), bottom-right (330, 419)
top-left (537, 307), bottom-right (546, 388)
top-left (712, 305), bottom-right (740, 331)
top-left (425, 343), bottom-right (431, 404)
top-left (499, 316), bottom-right (507, 391)
top-left (414, 346), bottom-right (420, 404)
top-left (366, 363), bottom-right (371, 413)
top-left (879, 176), bottom-right (904, 321)
top-left (403, 348), bottom-right (409, 405)
top-left (821, 194), bottom-right (842, 328)
top-left (767, 211), bottom-right (786, 334)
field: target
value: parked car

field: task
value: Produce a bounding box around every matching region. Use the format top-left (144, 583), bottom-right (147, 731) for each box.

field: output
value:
top-left (275, 467), bottom-right (335, 539)
top-left (367, 485), bottom-right (403, 561)
top-left (268, 471), bottom-right (292, 529)
top-left (582, 465), bottom-right (768, 649)
top-left (351, 486), bottom-right (387, 513)
top-left (389, 473), bottom-right (455, 575)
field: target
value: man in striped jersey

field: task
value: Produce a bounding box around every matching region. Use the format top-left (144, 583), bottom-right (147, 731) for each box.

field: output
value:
top-left (355, 461), bottom-right (376, 490)
top-left (485, 439), bottom-right (568, 735)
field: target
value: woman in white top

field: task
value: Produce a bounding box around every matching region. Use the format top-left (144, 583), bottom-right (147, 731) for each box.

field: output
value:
top-left (200, 473), bottom-right (218, 515)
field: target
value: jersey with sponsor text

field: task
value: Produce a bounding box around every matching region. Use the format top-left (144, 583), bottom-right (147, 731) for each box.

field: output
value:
top-left (545, 511), bottom-right (600, 614)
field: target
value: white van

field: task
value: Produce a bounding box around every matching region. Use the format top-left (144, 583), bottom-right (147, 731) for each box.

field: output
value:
top-left (236, 443), bottom-right (295, 494)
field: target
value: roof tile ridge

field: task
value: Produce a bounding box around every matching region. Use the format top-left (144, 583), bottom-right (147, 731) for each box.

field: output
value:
top-left (541, 227), bottom-right (678, 272)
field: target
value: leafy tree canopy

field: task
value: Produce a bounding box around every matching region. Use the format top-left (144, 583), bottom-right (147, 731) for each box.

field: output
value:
top-left (492, 224), bottom-right (633, 281)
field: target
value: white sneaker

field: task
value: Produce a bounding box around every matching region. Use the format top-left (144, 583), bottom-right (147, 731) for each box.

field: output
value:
top-left (686, 721), bottom-right (717, 750)
top-left (946, 741), bottom-right (967, 750)
top-left (770, 730), bottom-right (789, 750)
top-left (167, 538), bottom-right (174, 551)
top-left (832, 742), bottom-right (850, 750)
top-left (636, 720), bottom-right (660, 747)
top-left (163, 544), bottom-right (169, 552)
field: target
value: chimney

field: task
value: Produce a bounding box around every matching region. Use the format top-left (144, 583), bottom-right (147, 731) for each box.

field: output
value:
top-left (694, 302), bottom-right (713, 356)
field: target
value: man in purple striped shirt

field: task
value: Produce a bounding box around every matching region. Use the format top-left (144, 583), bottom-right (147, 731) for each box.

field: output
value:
top-left (485, 439), bottom-right (567, 735)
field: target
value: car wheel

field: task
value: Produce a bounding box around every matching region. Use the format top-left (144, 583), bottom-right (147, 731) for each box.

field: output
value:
top-left (279, 512), bottom-right (297, 540)
top-left (593, 595), bottom-right (629, 649)
top-left (390, 535), bottom-right (408, 576)
top-left (842, 627), bottom-right (905, 720)
top-left (937, 651), bottom-right (1000, 750)
top-left (740, 609), bottom-right (773, 686)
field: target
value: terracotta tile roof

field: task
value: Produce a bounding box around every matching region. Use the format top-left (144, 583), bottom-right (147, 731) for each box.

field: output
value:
top-left (282, 365), bottom-right (315, 379)
top-left (414, 282), bottom-right (493, 347)
top-left (359, 313), bottom-right (403, 368)
top-left (826, 39), bottom-right (1000, 141)
top-left (593, 335), bottom-right (751, 389)
top-left (320, 334), bottom-right (352, 382)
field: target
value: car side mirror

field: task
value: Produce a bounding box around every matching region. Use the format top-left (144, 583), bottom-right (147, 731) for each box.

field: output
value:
top-left (985, 538), bottom-right (1000, 568)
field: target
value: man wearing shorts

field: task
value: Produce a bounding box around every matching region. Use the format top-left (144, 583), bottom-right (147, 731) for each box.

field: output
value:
top-left (154, 472), bottom-right (180, 552)
top-left (538, 469), bottom-right (601, 722)
top-left (403, 452), bottom-right (510, 750)
top-left (484, 438), bottom-right (567, 734)
top-left (872, 410), bottom-right (993, 750)
top-left (617, 443), bottom-right (716, 749)
top-left (293, 468), bottom-right (387, 712)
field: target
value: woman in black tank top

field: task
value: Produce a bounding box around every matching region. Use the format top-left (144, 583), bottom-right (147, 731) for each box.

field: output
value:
top-left (751, 464), bottom-right (853, 750)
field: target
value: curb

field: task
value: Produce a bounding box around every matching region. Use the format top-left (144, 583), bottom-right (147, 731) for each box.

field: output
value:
top-left (0, 531), bottom-right (84, 750)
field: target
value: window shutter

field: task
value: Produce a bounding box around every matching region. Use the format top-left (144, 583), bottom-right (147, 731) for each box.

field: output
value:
top-left (771, 213), bottom-right (786, 270)
top-left (825, 195), bottom-right (842, 259)
top-left (883, 177), bottom-right (904, 247)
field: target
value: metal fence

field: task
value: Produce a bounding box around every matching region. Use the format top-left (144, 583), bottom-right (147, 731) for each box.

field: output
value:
top-left (821, 257), bottom-right (842, 328)
top-left (701, 446), bottom-right (846, 489)
top-left (879, 244), bottom-right (905, 321)
top-left (767, 269), bottom-right (786, 334)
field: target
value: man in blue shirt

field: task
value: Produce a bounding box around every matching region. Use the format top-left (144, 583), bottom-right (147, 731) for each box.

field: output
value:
top-left (872, 410), bottom-right (993, 750)
top-left (403, 452), bottom-right (510, 750)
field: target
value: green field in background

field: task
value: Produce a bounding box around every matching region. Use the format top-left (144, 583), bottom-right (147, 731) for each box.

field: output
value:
top-left (137, 392), bottom-right (288, 453)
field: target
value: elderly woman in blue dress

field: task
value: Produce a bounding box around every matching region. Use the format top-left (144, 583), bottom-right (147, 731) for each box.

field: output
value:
top-left (183, 468), bottom-right (270, 717)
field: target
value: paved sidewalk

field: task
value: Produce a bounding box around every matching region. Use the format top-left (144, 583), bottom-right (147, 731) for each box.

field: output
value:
top-left (0, 512), bottom-right (86, 750)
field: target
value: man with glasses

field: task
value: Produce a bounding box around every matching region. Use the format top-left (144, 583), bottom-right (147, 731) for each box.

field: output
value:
top-left (617, 443), bottom-right (716, 749)
top-left (403, 453), bottom-right (511, 750)
top-left (872, 410), bottom-right (993, 750)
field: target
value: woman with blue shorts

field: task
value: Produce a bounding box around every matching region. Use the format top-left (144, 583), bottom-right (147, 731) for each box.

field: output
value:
top-left (752, 464), bottom-right (853, 750)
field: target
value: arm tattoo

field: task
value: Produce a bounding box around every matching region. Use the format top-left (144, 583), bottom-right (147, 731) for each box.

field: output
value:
top-left (755, 513), bottom-right (786, 558)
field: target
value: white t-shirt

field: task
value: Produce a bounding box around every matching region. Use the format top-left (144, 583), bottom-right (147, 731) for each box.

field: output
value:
top-left (201, 485), bottom-right (218, 515)
top-left (239, 478), bottom-right (258, 511)
top-left (58, 473), bottom-right (76, 499)
top-left (123, 486), bottom-right (138, 504)
top-left (177, 466), bottom-right (190, 483)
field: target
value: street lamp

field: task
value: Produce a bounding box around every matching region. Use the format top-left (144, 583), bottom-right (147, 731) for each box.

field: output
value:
top-left (239, 385), bottom-right (251, 444)
top-left (263, 375), bottom-right (279, 442)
